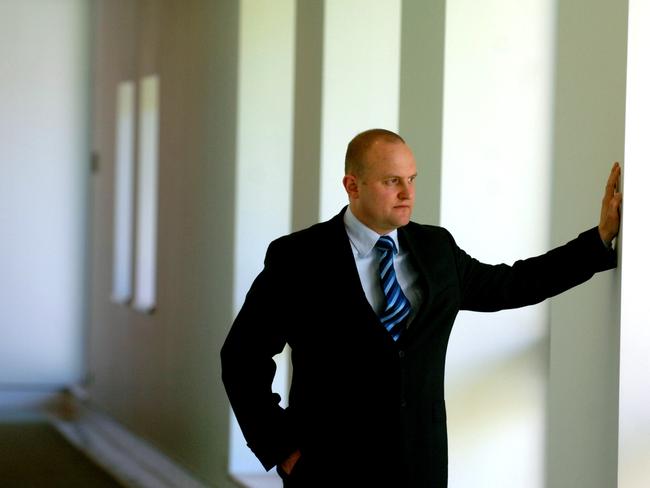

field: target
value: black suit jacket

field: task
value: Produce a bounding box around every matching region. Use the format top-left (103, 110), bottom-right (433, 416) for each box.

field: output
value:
top-left (221, 207), bottom-right (616, 487)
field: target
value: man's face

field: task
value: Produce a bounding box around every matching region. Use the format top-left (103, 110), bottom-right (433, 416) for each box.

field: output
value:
top-left (344, 140), bottom-right (417, 235)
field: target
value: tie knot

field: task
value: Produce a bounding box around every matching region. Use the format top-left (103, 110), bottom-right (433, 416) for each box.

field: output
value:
top-left (375, 235), bottom-right (397, 255)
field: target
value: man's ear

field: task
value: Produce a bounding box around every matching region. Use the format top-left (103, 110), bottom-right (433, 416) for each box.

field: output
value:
top-left (342, 175), bottom-right (359, 199)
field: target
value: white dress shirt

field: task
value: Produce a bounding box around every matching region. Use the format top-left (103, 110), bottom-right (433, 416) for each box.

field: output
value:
top-left (343, 206), bottom-right (422, 324)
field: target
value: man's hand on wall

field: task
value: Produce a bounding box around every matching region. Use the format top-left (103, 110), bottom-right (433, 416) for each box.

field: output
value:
top-left (599, 162), bottom-right (623, 247)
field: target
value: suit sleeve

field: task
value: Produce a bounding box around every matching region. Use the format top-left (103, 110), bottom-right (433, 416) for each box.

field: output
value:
top-left (220, 239), bottom-right (298, 471)
top-left (454, 226), bottom-right (617, 312)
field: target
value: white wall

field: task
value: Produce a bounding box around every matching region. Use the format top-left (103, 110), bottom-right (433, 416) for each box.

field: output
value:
top-left (0, 0), bottom-right (89, 385)
top-left (618, 0), bottom-right (650, 485)
top-left (441, 0), bottom-right (553, 485)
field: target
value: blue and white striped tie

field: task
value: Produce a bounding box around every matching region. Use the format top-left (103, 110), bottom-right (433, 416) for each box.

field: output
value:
top-left (375, 236), bottom-right (411, 341)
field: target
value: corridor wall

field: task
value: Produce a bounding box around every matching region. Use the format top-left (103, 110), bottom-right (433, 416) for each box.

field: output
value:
top-left (86, 1), bottom-right (630, 487)
top-left (0, 0), bottom-right (90, 388)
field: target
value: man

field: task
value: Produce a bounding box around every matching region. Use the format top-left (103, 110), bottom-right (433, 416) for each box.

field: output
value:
top-left (221, 129), bottom-right (622, 487)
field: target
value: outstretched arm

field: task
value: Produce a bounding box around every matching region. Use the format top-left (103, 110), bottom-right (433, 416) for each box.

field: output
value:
top-left (456, 163), bottom-right (621, 311)
top-left (598, 162), bottom-right (623, 246)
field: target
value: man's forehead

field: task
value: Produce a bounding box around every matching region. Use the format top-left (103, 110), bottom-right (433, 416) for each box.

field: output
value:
top-left (365, 144), bottom-right (415, 167)
top-left (365, 163), bottom-right (418, 179)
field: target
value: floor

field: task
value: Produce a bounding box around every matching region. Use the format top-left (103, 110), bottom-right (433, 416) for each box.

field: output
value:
top-left (234, 473), bottom-right (283, 488)
top-left (0, 410), bottom-right (124, 488)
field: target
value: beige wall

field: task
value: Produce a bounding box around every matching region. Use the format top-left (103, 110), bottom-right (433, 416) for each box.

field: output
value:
top-left (89, 1), bottom-right (239, 486)
top-left (399, 0), bottom-right (445, 226)
top-left (290, 0), bottom-right (323, 232)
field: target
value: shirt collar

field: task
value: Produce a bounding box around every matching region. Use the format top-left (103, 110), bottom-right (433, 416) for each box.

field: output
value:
top-left (343, 206), bottom-right (400, 257)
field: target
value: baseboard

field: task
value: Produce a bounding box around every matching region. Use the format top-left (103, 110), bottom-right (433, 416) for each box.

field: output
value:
top-left (48, 390), bottom-right (212, 488)
top-left (0, 386), bottom-right (65, 413)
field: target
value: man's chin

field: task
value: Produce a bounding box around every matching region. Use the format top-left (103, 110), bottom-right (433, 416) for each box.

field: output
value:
top-left (391, 213), bottom-right (412, 228)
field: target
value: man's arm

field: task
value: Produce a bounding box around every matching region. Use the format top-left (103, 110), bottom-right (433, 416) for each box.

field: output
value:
top-left (456, 162), bottom-right (622, 311)
top-left (221, 240), bottom-right (299, 471)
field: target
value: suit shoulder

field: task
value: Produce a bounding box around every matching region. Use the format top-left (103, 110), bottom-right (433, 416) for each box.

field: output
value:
top-left (267, 216), bottom-right (341, 256)
top-left (403, 220), bottom-right (455, 243)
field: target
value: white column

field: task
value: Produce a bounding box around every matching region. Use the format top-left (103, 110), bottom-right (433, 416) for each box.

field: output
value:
top-left (546, 0), bottom-right (628, 486)
top-left (618, 0), bottom-right (650, 486)
top-left (231, 0), bottom-right (296, 476)
top-left (319, 0), bottom-right (402, 220)
top-left (441, 0), bottom-right (554, 486)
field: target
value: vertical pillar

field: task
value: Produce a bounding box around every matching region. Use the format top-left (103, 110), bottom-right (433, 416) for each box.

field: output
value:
top-left (291, 0), bottom-right (324, 232)
top-left (546, 0), bottom-right (628, 486)
top-left (231, 0), bottom-right (296, 476)
top-left (441, 0), bottom-right (554, 486)
top-left (398, 0), bottom-right (445, 225)
top-left (319, 0), bottom-right (402, 220)
top-left (618, 0), bottom-right (650, 486)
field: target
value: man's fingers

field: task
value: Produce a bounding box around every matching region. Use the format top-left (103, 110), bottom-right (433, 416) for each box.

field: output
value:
top-left (607, 179), bottom-right (622, 213)
top-left (605, 162), bottom-right (620, 197)
top-left (612, 191), bottom-right (623, 212)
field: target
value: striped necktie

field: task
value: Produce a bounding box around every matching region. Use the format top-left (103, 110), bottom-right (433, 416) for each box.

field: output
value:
top-left (375, 235), bottom-right (411, 341)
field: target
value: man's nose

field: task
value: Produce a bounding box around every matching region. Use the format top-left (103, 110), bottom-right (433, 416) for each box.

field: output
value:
top-left (399, 181), bottom-right (413, 199)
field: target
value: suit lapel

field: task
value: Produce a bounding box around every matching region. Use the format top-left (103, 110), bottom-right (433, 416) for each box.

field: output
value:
top-left (326, 210), bottom-right (454, 345)
top-left (323, 209), bottom-right (378, 317)
top-left (323, 209), bottom-right (395, 342)
top-left (398, 223), bottom-right (452, 340)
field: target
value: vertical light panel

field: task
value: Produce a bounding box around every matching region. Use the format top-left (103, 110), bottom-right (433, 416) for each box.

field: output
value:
top-left (320, 0), bottom-right (402, 220)
top-left (230, 0), bottom-right (296, 477)
top-left (441, 0), bottom-right (553, 486)
top-left (619, 0), bottom-right (650, 485)
top-left (133, 75), bottom-right (160, 313)
top-left (0, 0), bottom-right (89, 384)
top-left (112, 81), bottom-right (135, 304)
